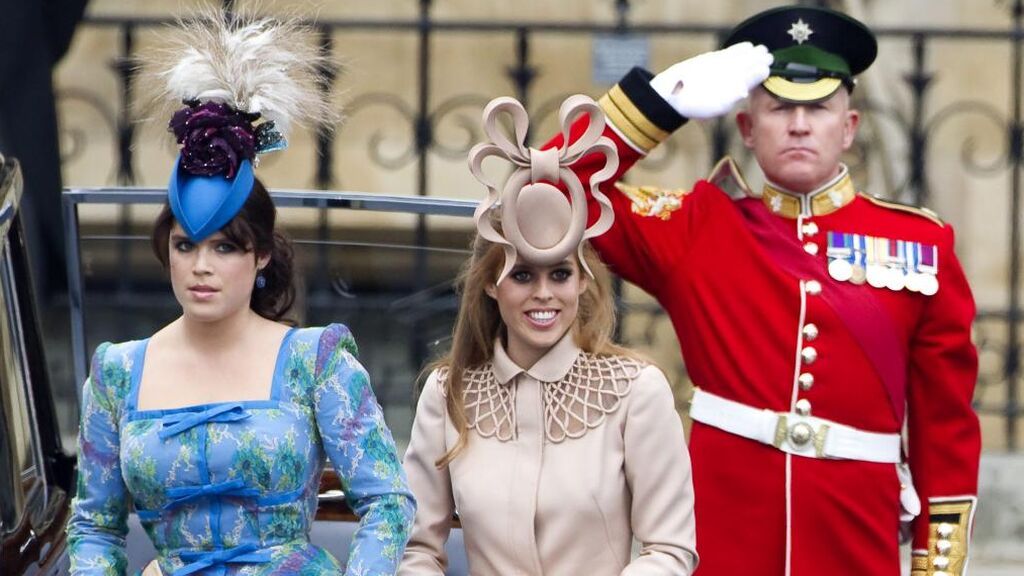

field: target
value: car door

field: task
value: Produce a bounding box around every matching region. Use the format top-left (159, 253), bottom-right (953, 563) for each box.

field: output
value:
top-left (0, 155), bottom-right (73, 575)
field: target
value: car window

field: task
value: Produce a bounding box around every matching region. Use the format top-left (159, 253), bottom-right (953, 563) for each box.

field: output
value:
top-left (66, 196), bottom-right (476, 453)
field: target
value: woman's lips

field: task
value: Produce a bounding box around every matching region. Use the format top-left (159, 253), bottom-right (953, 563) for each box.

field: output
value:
top-left (525, 309), bottom-right (559, 328)
top-left (188, 286), bottom-right (218, 300)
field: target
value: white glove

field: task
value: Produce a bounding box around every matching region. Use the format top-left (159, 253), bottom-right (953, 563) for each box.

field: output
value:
top-left (651, 42), bottom-right (773, 119)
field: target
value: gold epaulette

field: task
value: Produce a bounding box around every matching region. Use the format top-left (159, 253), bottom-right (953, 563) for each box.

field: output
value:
top-left (859, 193), bottom-right (944, 227)
top-left (615, 183), bottom-right (687, 220)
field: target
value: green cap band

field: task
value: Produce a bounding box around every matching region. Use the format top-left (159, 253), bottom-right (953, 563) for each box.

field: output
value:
top-left (771, 45), bottom-right (851, 80)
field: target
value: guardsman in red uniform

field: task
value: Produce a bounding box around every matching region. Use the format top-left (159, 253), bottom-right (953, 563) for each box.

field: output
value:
top-left (544, 5), bottom-right (980, 575)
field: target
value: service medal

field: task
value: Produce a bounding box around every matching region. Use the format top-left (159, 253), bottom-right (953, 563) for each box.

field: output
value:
top-left (829, 258), bottom-right (853, 282)
top-left (916, 242), bottom-right (940, 296)
top-left (885, 267), bottom-right (906, 291)
top-left (904, 272), bottom-right (922, 293)
top-left (904, 241), bottom-right (921, 292)
top-left (919, 274), bottom-right (939, 296)
top-left (866, 264), bottom-right (888, 288)
top-left (850, 263), bottom-right (867, 284)
top-left (885, 239), bottom-right (908, 291)
top-left (865, 236), bottom-right (887, 287)
top-left (826, 231), bottom-right (854, 282)
top-left (850, 233), bottom-right (867, 284)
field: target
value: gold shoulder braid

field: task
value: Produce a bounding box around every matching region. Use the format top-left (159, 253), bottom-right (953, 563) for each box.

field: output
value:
top-left (616, 183), bottom-right (687, 220)
top-left (859, 193), bottom-right (944, 227)
top-left (454, 355), bottom-right (646, 443)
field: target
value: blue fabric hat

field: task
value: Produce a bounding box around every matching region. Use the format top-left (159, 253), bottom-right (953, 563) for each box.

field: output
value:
top-left (168, 155), bottom-right (254, 241)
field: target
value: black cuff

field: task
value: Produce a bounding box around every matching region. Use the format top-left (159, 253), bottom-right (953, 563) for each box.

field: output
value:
top-left (618, 67), bottom-right (688, 132)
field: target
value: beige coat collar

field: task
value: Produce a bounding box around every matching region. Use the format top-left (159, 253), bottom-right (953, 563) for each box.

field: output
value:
top-left (492, 331), bottom-right (581, 385)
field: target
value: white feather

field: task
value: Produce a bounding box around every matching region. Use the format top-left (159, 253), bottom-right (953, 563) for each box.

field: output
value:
top-left (152, 12), bottom-right (337, 137)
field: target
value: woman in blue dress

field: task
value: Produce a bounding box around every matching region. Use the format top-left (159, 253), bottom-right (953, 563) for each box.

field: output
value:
top-left (66, 12), bottom-right (415, 576)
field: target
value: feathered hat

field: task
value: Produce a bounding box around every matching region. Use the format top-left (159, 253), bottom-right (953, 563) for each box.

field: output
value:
top-left (469, 95), bottom-right (618, 284)
top-left (151, 10), bottom-right (337, 240)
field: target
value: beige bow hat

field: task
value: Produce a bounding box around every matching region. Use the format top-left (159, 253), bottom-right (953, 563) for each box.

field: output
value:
top-left (469, 95), bottom-right (618, 284)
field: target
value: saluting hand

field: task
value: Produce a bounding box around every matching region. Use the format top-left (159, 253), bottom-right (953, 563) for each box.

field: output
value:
top-left (650, 42), bottom-right (773, 119)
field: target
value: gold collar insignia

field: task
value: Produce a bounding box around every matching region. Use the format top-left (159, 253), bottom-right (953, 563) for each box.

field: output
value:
top-left (762, 165), bottom-right (856, 218)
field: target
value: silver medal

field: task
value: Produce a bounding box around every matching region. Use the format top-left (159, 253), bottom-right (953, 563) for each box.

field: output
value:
top-left (885, 267), bottom-right (906, 291)
top-left (919, 274), bottom-right (939, 296)
top-left (904, 272), bottom-right (922, 293)
top-left (866, 264), bottom-right (887, 288)
top-left (828, 258), bottom-right (853, 282)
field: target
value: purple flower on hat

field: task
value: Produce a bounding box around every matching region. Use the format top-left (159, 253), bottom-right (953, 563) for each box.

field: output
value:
top-left (169, 101), bottom-right (258, 178)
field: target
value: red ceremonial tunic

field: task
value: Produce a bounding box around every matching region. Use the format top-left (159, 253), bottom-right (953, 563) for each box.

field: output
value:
top-left (544, 68), bottom-right (981, 575)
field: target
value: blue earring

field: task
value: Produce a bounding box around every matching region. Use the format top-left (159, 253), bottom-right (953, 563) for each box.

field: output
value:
top-left (255, 272), bottom-right (267, 289)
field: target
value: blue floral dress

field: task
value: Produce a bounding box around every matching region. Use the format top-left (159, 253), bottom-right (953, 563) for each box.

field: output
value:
top-left (67, 324), bottom-right (416, 576)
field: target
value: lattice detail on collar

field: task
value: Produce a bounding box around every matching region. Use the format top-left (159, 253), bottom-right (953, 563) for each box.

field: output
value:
top-left (449, 354), bottom-right (646, 443)
top-left (464, 365), bottom-right (518, 442)
top-left (543, 353), bottom-right (644, 442)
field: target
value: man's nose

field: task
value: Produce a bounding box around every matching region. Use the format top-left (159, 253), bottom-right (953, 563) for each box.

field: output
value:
top-left (789, 106), bottom-right (811, 133)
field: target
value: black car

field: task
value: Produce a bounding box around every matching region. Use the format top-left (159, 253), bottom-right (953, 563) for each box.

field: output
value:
top-left (0, 155), bottom-right (75, 574)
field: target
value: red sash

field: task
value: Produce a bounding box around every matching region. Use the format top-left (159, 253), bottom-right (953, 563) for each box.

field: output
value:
top-left (734, 195), bottom-right (908, 423)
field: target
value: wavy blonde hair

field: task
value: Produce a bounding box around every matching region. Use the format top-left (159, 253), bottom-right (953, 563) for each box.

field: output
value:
top-left (430, 232), bottom-right (640, 467)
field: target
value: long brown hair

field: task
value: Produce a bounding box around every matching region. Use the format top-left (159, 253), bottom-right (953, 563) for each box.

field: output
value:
top-left (431, 232), bottom-right (639, 467)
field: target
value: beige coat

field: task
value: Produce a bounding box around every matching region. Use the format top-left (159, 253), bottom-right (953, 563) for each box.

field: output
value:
top-left (399, 334), bottom-right (698, 575)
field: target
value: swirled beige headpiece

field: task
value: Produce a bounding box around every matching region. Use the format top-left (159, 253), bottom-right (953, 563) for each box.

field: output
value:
top-left (469, 95), bottom-right (618, 284)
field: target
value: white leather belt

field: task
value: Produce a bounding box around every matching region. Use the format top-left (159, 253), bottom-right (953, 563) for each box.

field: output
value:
top-left (689, 388), bottom-right (901, 463)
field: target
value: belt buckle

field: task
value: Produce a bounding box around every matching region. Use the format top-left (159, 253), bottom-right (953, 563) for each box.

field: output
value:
top-left (773, 414), bottom-right (831, 457)
top-left (789, 421), bottom-right (815, 447)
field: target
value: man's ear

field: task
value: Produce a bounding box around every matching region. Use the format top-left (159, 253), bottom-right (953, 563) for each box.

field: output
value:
top-left (736, 109), bottom-right (755, 148)
top-left (842, 108), bottom-right (861, 151)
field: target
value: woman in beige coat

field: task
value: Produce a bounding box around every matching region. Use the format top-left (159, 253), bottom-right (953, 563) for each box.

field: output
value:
top-left (398, 96), bottom-right (697, 575)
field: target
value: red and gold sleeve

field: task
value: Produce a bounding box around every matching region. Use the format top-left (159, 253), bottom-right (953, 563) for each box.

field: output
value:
top-left (906, 223), bottom-right (981, 575)
top-left (542, 67), bottom-right (698, 298)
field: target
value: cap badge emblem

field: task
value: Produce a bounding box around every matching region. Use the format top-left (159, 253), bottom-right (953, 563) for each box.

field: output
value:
top-left (787, 19), bottom-right (814, 45)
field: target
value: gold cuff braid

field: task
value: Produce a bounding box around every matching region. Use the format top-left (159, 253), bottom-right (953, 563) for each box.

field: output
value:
top-left (598, 85), bottom-right (670, 153)
top-left (910, 498), bottom-right (974, 576)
